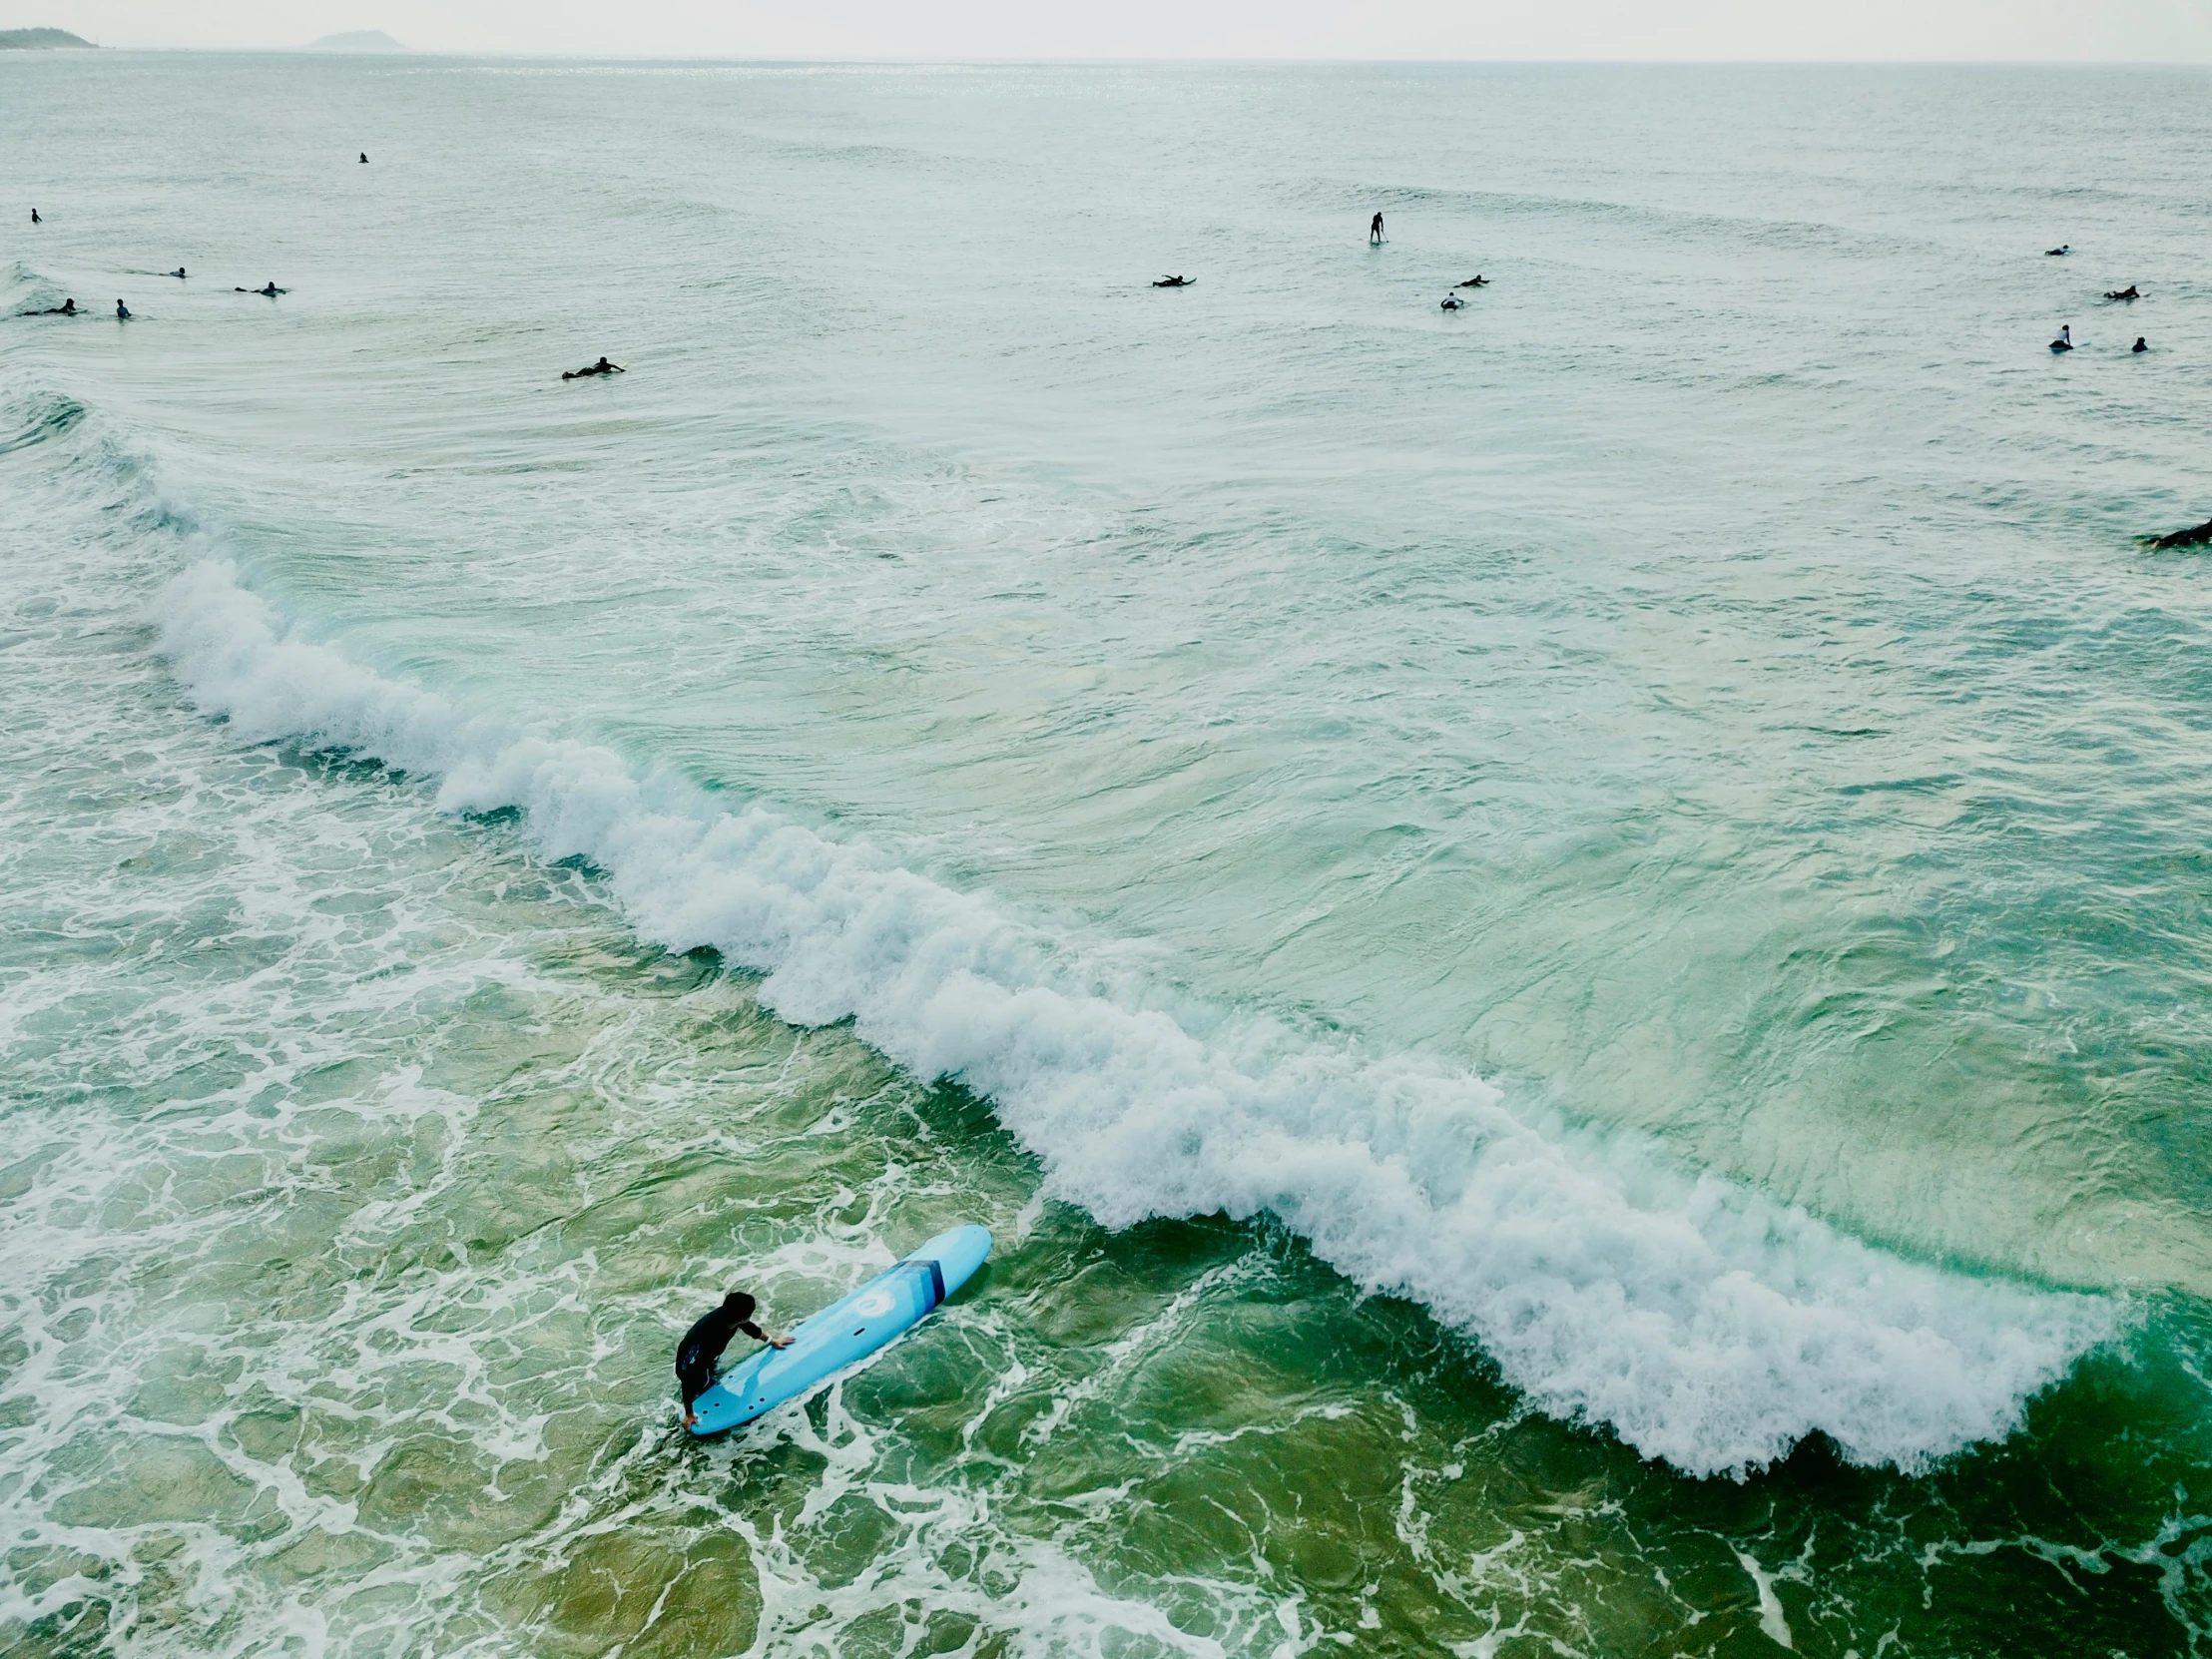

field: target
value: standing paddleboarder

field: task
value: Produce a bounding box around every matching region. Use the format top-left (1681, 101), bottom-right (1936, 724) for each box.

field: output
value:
top-left (1370, 211), bottom-right (1384, 245)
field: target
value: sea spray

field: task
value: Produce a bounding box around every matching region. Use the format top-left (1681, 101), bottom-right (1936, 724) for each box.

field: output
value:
top-left (154, 559), bottom-right (2125, 1477)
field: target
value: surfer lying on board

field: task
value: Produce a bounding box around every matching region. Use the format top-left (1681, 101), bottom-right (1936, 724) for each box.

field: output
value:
top-left (678, 1291), bottom-right (792, 1428)
top-left (1151, 275), bottom-right (1194, 287)
top-left (237, 281), bottom-right (286, 296)
top-left (22, 297), bottom-right (80, 315)
top-left (563, 356), bottom-right (625, 379)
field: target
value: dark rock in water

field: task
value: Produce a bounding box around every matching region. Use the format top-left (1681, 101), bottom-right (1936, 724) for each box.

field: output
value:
top-left (2151, 518), bottom-right (2212, 550)
top-left (0, 27), bottom-right (96, 48)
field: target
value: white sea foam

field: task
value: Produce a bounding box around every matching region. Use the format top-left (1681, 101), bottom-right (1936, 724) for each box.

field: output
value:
top-left (154, 557), bottom-right (2126, 1478)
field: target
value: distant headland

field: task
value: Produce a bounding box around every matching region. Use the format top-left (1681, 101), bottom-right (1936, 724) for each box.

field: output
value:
top-left (0, 27), bottom-right (95, 48)
top-left (307, 29), bottom-right (408, 51)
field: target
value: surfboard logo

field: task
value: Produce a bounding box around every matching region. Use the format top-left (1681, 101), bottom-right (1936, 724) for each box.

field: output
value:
top-left (853, 1289), bottom-right (896, 1319)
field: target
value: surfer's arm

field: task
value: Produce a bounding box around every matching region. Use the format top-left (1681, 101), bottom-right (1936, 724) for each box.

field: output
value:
top-left (737, 1319), bottom-right (793, 1349)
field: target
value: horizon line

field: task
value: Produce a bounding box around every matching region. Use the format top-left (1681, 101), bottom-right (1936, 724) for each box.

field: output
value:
top-left (23, 46), bottom-right (2212, 66)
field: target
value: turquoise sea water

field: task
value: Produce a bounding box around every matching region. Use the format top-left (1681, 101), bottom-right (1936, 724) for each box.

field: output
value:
top-left (4, 52), bottom-right (2212, 1656)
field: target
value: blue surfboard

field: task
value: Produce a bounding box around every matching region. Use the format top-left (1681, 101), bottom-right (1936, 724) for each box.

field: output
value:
top-left (687, 1224), bottom-right (992, 1436)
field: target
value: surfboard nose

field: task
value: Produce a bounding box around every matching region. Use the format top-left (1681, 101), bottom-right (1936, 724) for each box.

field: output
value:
top-left (910, 1224), bottom-right (992, 1299)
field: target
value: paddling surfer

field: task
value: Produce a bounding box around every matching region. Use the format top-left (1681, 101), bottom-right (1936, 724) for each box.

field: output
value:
top-left (677, 1291), bottom-right (792, 1428)
top-left (562, 355), bottom-right (624, 379)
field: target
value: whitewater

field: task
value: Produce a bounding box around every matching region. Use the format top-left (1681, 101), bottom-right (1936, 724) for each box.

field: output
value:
top-left (156, 551), bottom-right (2119, 1478)
top-left (8, 51), bottom-right (2212, 1659)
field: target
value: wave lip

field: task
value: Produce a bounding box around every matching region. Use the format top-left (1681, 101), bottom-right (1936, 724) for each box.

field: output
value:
top-left (154, 557), bottom-right (2126, 1478)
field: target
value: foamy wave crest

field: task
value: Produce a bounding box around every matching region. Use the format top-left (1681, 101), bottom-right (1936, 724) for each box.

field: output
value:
top-left (155, 558), bottom-right (2125, 1478)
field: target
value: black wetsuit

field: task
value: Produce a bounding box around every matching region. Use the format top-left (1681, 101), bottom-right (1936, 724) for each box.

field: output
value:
top-left (676, 1296), bottom-right (768, 1408)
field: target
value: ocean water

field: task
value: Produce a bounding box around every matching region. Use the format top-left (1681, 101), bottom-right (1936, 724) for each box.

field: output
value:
top-left (4, 50), bottom-right (2212, 1656)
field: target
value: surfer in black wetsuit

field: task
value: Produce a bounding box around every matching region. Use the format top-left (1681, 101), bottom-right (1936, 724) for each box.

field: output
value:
top-left (1454, 275), bottom-right (1487, 288)
top-left (238, 281), bottom-right (286, 296)
top-left (2133, 336), bottom-right (2148, 352)
top-left (169, 269), bottom-right (186, 279)
top-left (562, 355), bottom-right (624, 379)
top-left (23, 297), bottom-right (79, 315)
top-left (1151, 275), bottom-right (1193, 287)
top-left (2105, 284), bottom-right (2140, 300)
top-left (1370, 212), bottom-right (1385, 245)
top-left (360, 152), bottom-right (368, 164)
top-left (30, 209), bottom-right (39, 225)
top-left (677, 1291), bottom-right (793, 1427)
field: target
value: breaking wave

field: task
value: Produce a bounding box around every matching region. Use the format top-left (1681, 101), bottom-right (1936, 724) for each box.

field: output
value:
top-left (149, 554), bottom-right (2126, 1478)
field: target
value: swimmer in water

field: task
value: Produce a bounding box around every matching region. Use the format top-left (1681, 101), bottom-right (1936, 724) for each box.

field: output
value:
top-left (116, 299), bottom-right (131, 319)
top-left (1370, 212), bottom-right (1385, 245)
top-left (2104, 284), bottom-right (2140, 300)
top-left (2132, 336), bottom-right (2148, 352)
top-left (2049, 324), bottom-right (2072, 352)
top-left (237, 281), bottom-right (286, 296)
top-left (1151, 275), bottom-right (1194, 287)
top-left (168, 268), bottom-right (187, 279)
top-left (1453, 276), bottom-right (1488, 288)
top-left (30, 209), bottom-right (40, 225)
top-left (562, 356), bottom-right (625, 380)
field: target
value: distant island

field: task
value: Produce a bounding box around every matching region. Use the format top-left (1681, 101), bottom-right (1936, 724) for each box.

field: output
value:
top-left (0, 27), bottom-right (95, 48)
top-left (307, 29), bottom-right (407, 51)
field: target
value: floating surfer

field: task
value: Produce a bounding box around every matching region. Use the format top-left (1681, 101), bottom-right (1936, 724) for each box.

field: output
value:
top-left (2132, 336), bottom-right (2148, 353)
top-left (678, 1291), bottom-right (792, 1429)
top-left (1151, 275), bottom-right (1194, 287)
top-left (115, 299), bottom-right (131, 319)
top-left (2147, 517), bottom-right (2212, 550)
top-left (2045, 245), bottom-right (2070, 256)
top-left (562, 355), bottom-right (625, 379)
top-left (2104, 284), bottom-right (2140, 300)
top-left (359, 152), bottom-right (368, 164)
top-left (2048, 324), bottom-right (2072, 352)
top-left (237, 281), bottom-right (286, 296)
top-left (167, 268), bottom-right (186, 278)
top-left (1439, 293), bottom-right (1464, 310)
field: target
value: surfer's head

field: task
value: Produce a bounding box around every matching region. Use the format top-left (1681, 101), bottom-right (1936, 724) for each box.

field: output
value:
top-left (722, 1291), bottom-right (757, 1320)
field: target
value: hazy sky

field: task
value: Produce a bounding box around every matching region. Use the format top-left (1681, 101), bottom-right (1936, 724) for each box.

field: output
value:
top-left (6, 0), bottom-right (2211, 60)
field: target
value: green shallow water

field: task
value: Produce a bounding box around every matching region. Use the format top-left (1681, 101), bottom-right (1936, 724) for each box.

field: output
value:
top-left (1, 453), bottom-right (2207, 1658)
